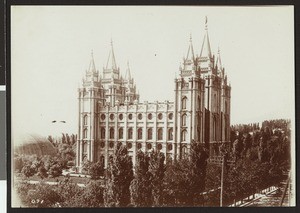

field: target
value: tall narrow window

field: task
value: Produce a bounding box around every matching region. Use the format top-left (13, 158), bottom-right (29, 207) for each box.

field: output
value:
top-left (147, 128), bottom-right (153, 140)
top-left (213, 116), bottom-right (217, 141)
top-left (157, 128), bottom-right (163, 140)
top-left (83, 129), bottom-right (88, 139)
top-left (182, 114), bottom-right (187, 126)
top-left (110, 128), bottom-right (114, 139)
top-left (101, 128), bottom-right (105, 139)
top-left (181, 130), bottom-right (187, 142)
top-left (83, 115), bottom-right (88, 125)
top-left (118, 128), bottom-right (123, 139)
top-left (137, 128), bottom-right (143, 140)
top-left (128, 128), bottom-right (133, 139)
top-left (181, 146), bottom-right (188, 159)
top-left (182, 97), bottom-right (187, 109)
top-left (198, 96), bottom-right (201, 110)
top-left (168, 128), bottom-right (173, 141)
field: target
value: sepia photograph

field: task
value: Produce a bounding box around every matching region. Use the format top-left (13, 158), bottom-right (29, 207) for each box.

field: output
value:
top-left (10, 5), bottom-right (295, 208)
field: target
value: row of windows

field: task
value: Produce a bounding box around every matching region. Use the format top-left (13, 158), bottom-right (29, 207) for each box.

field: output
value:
top-left (84, 113), bottom-right (189, 127)
top-left (97, 141), bottom-right (173, 151)
top-left (99, 127), bottom-right (174, 141)
top-left (98, 113), bottom-right (174, 121)
top-left (83, 128), bottom-right (189, 142)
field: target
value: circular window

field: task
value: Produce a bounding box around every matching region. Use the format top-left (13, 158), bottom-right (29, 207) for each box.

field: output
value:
top-left (158, 113), bottom-right (163, 120)
top-left (101, 114), bottom-right (106, 120)
top-left (148, 113), bottom-right (152, 120)
top-left (168, 113), bottom-right (173, 120)
top-left (157, 143), bottom-right (162, 150)
top-left (119, 114), bottom-right (123, 120)
top-left (128, 114), bottom-right (133, 120)
top-left (138, 113), bottom-right (143, 120)
top-left (127, 143), bottom-right (132, 149)
top-left (100, 142), bottom-right (105, 148)
top-left (147, 143), bottom-right (152, 150)
top-left (110, 114), bottom-right (115, 120)
top-left (168, 144), bottom-right (173, 151)
top-left (137, 143), bottom-right (142, 149)
top-left (109, 142), bottom-right (114, 148)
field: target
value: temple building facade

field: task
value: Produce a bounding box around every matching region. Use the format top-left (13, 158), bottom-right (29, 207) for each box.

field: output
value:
top-left (76, 20), bottom-right (231, 168)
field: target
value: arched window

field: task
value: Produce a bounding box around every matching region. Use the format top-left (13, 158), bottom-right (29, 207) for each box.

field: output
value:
top-left (181, 97), bottom-right (187, 109)
top-left (118, 128), bottom-right (123, 139)
top-left (181, 146), bottom-right (188, 159)
top-left (225, 101), bottom-right (228, 114)
top-left (214, 94), bottom-right (217, 112)
top-left (157, 128), bottom-right (163, 140)
top-left (198, 96), bottom-right (201, 110)
top-left (83, 115), bottom-right (88, 125)
top-left (181, 130), bottom-right (187, 142)
top-left (182, 114), bottom-right (187, 126)
top-left (110, 128), bottom-right (114, 139)
top-left (100, 128), bottom-right (105, 139)
top-left (83, 129), bottom-right (88, 139)
top-left (225, 117), bottom-right (228, 141)
top-left (147, 128), bottom-right (153, 140)
top-left (182, 97), bottom-right (187, 109)
top-left (128, 128), bottom-right (133, 139)
top-left (168, 128), bottom-right (173, 141)
top-left (213, 116), bottom-right (217, 141)
top-left (137, 128), bottom-right (143, 140)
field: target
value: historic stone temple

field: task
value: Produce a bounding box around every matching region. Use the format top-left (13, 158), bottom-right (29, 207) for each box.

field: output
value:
top-left (76, 19), bottom-right (231, 168)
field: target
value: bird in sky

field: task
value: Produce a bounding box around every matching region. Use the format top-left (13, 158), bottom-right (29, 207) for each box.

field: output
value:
top-left (52, 120), bottom-right (57, 123)
top-left (60, 121), bottom-right (66, 123)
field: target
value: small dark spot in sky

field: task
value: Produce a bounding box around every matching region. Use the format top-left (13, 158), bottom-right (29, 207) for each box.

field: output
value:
top-left (155, 54), bottom-right (157, 56)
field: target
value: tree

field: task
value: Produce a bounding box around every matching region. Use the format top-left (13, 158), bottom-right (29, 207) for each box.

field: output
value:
top-left (37, 164), bottom-right (48, 179)
top-left (14, 155), bottom-right (24, 172)
top-left (189, 142), bottom-right (209, 205)
top-left (48, 163), bottom-right (62, 178)
top-left (81, 180), bottom-right (105, 207)
top-left (89, 161), bottom-right (105, 180)
top-left (21, 163), bottom-right (35, 178)
top-left (130, 150), bottom-right (152, 207)
top-left (148, 149), bottom-right (165, 206)
top-left (104, 143), bottom-right (133, 207)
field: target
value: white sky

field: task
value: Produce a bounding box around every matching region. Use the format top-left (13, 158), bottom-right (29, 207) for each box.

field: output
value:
top-left (11, 6), bottom-right (294, 137)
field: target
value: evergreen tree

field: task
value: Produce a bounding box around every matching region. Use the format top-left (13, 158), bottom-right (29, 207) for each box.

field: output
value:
top-left (148, 149), bottom-right (165, 206)
top-left (130, 150), bottom-right (152, 207)
top-left (104, 143), bottom-right (133, 207)
top-left (189, 141), bottom-right (209, 205)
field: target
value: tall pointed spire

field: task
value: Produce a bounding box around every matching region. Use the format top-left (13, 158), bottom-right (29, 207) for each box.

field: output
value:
top-left (88, 50), bottom-right (96, 73)
top-left (106, 39), bottom-right (117, 70)
top-left (200, 16), bottom-right (212, 58)
top-left (185, 33), bottom-right (195, 61)
top-left (125, 61), bottom-right (132, 80)
top-left (216, 46), bottom-right (222, 70)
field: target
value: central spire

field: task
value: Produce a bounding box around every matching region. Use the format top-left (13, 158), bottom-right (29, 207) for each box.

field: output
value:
top-left (185, 33), bottom-right (195, 61)
top-left (88, 50), bottom-right (96, 73)
top-left (216, 47), bottom-right (222, 70)
top-left (125, 61), bottom-right (132, 81)
top-left (106, 39), bottom-right (117, 70)
top-left (200, 16), bottom-right (212, 59)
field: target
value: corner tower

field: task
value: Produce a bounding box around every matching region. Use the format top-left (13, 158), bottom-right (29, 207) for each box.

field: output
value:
top-left (174, 35), bottom-right (206, 159)
top-left (77, 52), bottom-right (105, 168)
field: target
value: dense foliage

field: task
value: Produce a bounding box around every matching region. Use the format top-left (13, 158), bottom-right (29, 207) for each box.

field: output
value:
top-left (14, 119), bottom-right (291, 207)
